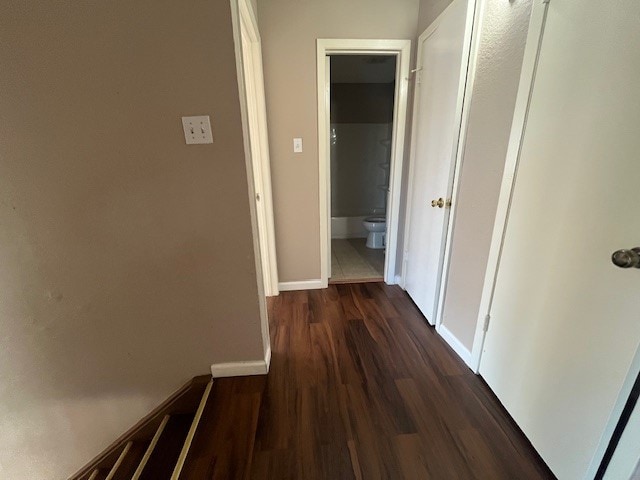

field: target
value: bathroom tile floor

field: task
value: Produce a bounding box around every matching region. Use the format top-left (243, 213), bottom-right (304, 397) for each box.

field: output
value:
top-left (330, 238), bottom-right (384, 283)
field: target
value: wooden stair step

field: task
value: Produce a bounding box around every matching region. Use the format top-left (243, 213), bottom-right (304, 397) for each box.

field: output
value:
top-left (177, 376), bottom-right (266, 480)
top-left (136, 413), bottom-right (194, 480)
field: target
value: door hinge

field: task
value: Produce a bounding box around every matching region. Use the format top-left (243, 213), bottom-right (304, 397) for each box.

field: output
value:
top-left (483, 314), bottom-right (491, 332)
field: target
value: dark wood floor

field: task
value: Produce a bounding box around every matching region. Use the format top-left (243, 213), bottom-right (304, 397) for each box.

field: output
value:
top-left (200, 283), bottom-right (554, 480)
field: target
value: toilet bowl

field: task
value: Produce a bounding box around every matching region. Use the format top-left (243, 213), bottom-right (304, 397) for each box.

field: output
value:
top-left (362, 216), bottom-right (386, 249)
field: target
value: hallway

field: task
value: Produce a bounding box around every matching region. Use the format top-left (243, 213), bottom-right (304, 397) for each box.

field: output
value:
top-left (198, 283), bottom-right (553, 479)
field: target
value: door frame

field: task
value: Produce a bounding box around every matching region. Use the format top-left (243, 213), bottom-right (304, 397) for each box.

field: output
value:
top-left (401, 0), bottom-right (479, 331)
top-left (230, 0), bottom-right (277, 365)
top-left (316, 39), bottom-right (411, 287)
top-left (232, 0), bottom-right (279, 298)
top-left (470, 0), bottom-right (549, 373)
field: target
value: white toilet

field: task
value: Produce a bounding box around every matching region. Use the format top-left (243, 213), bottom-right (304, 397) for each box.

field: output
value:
top-left (363, 216), bottom-right (386, 249)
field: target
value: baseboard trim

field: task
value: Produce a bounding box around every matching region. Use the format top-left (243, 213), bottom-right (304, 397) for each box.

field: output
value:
top-left (264, 344), bottom-right (272, 373)
top-left (437, 323), bottom-right (473, 369)
top-left (211, 346), bottom-right (272, 378)
top-left (278, 279), bottom-right (325, 291)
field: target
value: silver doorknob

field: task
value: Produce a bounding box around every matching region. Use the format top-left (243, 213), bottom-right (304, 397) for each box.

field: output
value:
top-left (611, 247), bottom-right (640, 268)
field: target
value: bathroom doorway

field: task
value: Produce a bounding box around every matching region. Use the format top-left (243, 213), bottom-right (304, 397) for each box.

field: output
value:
top-left (329, 55), bottom-right (395, 283)
top-left (317, 40), bottom-right (411, 287)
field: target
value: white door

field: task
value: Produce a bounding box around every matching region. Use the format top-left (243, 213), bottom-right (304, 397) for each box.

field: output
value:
top-left (479, 0), bottom-right (640, 478)
top-left (239, 4), bottom-right (279, 296)
top-left (404, 0), bottom-right (471, 324)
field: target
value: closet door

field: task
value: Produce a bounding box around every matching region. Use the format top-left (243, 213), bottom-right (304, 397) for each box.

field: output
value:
top-left (404, 0), bottom-right (471, 324)
top-left (479, 0), bottom-right (640, 478)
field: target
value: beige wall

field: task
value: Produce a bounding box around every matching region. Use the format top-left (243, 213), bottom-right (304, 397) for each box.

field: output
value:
top-left (0, 1), bottom-right (264, 478)
top-left (257, 0), bottom-right (419, 282)
top-left (417, 0), bottom-right (455, 33)
top-left (439, 0), bottom-right (533, 349)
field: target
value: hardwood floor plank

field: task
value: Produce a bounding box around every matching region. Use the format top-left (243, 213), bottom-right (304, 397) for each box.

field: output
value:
top-left (188, 283), bottom-right (554, 479)
top-left (179, 377), bottom-right (265, 480)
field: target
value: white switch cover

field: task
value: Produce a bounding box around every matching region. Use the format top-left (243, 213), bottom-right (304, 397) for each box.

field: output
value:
top-left (182, 115), bottom-right (213, 144)
top-left (293, 137), bottom-right (303, 153)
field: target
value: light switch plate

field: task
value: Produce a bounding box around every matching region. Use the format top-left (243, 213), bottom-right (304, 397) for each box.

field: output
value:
top-left (293, 137), bottom-right (303, 153)
top-left (182, 115), bottom-right (213, 144)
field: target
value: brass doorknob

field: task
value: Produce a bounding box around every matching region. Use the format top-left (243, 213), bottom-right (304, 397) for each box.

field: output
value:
top-left (431, 198), bottom-right (445, 208)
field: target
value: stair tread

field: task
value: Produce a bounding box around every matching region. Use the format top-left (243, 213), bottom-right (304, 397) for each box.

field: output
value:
top-left (138, 414), bottom-right (194, 480)
top-left (109, 441), bottom-right (148, 480)
top-left (178, 376), bottom-right (266, 480)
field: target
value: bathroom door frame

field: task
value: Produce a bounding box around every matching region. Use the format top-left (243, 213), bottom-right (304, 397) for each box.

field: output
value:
top-left (316, 39), bottom-right (412, 286)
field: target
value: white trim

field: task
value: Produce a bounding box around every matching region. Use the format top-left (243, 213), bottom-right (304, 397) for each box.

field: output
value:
top-left (230, 0), bottom-right (273, 364)
top-left (237, 0), bottom-right (280, 298)
top-left (436, 323), bottom-right (473, 368)
top-left (211, 359), bottom-right (268, 377)
top-left (469, 0), bottom-right (550, 374)
top-left (132, 415), bottom-right (170, 480)
top-left (264, 343), bottom-right (272, 372)
top-left (394, 274), bottom-right (403, 286)
top-left (278, 279), bottom-right (325, 291)
top-left (170, 380), bottom-right (213, 480)
top-left (317, 39), bottom-right (411, 287)
top-left (211, 345), bottom-right (271, 378)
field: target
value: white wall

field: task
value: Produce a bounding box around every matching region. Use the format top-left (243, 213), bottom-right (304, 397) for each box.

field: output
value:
top-left (438, 0), bottom-right (533, 351)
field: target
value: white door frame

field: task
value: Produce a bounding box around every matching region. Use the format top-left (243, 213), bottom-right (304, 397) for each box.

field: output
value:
top-left (469, 0), bottom-right (549, 373)
top-left (401, 0), bottom-right (479, 331)
top-left (316, 39), bottom-right (411, 287)
top-left (232, 0), bottom-right (279, 298)
top-left (230, 0), bottom-right (277, 365)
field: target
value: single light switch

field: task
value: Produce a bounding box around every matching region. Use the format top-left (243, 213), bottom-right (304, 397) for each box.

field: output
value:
top-left (182, 115), bottom-right (213, 144)
top-left (293, 137), bottom-right (303, 153)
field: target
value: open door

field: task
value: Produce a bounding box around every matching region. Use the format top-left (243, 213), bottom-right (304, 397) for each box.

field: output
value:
top-left (238, 0), bottom-right (279, 296)
top-left (403, 0), bottom-right (474, 324)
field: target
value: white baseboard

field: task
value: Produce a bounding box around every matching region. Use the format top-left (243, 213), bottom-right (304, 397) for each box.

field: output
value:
top-left (278, 279), bottom-right (325, 291)
top-left (436, 323), bottom-right (473, 369)
top-left (264, 344), bottom-right (272, 373)
top-left (210, 345), bottom-right (272, 378)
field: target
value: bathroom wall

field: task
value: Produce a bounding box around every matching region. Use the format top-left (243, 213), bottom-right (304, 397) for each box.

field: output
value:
top-left (0, 1), bottom-right (265, 477)
top-left (330, 81), bottom-right (394, 224)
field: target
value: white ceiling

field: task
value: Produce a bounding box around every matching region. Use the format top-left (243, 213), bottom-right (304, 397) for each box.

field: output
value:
top-left (330, 55), bottom-right (396, 84)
